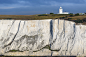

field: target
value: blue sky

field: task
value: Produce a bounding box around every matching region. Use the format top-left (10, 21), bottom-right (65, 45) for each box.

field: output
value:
top-left (0, 0), bottom-right (86, 15)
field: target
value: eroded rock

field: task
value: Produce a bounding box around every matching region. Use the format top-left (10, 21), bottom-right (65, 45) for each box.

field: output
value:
top-left (0, 19), bottom-right (86, 56)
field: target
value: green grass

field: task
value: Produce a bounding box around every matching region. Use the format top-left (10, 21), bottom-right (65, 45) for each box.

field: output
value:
top-left (0, 14), bottom-right (71, 20)
top-left (0, 14), bottom-right (86, 24)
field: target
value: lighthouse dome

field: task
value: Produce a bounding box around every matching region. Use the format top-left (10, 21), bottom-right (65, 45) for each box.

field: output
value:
top-left (60, 7), bottom-right (62, 9)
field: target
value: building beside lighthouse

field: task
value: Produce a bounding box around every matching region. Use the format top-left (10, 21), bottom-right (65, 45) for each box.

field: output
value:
top-left (58, 7), bottom-right (69, 14)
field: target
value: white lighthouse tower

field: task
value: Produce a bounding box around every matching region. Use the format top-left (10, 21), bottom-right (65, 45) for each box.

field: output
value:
top-left (58, 7), bottom-right (69, 14)
top-left (59, 7), bottom-right (63, 14)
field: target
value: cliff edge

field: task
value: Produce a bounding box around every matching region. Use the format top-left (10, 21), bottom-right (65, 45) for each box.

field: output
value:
top-left (0, 19), bottom-right (86, 56)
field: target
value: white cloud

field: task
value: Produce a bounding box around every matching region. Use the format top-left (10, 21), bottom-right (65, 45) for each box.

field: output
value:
top-left (0, 2), bottom-right (30, 9)
top-left (84, 0), bottom-right (86, 2)
top-left (44, 1), bottom-right (58, 6)
top-left (18, 0), bottom-right (30, 4)
top-left (0, 0), bottom-right (31, 9)
top-left (42, 0), bottom-right (86, 7)
top-left (0, 7), bottom-right (15, 9)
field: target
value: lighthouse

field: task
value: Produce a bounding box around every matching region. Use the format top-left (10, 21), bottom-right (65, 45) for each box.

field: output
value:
top-left (58, 7), bottom-right (69, 14)
top-left (59, 7), bottom-right (63, 14)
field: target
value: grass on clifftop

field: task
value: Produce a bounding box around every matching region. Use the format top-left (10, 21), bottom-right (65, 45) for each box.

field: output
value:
top-left (0, 14), bottom-right (86, 24)
top-left (0, 14), bottom-right (70, 20)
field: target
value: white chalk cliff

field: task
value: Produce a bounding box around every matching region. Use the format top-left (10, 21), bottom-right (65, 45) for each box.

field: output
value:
top-left (0, 19), bottom-right (86, 56)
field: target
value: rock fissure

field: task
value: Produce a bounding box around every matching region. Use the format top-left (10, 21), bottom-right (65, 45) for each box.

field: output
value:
top-left (0, 19), bottom-right (86, 56)
top-left (70, 24), bottom-right (76, 55)
top-left (3, 21), bottom-right (21, 48)
top-left (7, 20), bottom-right (15, 36)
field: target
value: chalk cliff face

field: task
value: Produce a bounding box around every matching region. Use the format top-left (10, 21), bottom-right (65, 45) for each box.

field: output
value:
top-left (51, 19), bottom-right (86, 56)
top-left (0, 19), bottom-right (86, 56)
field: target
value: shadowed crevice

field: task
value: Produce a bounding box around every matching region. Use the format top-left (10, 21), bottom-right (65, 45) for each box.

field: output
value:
top-left (49, 20), bottom-right (53, 56)
top-left (3, 21), bottom-right (21, 48)
top-left (70, 24), bottom-right (76, 55)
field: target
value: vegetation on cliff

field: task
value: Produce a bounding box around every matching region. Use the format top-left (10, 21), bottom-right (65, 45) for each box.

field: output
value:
top-left (0, 14), bottom-right (86, 24)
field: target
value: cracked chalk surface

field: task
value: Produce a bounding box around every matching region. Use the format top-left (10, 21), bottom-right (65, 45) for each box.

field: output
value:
top-left (0, 19), bottom-right (86, 56)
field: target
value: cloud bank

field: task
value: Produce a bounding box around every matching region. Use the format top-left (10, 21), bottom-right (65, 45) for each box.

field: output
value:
top-left (0, 0), bottom-right (86, 15)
